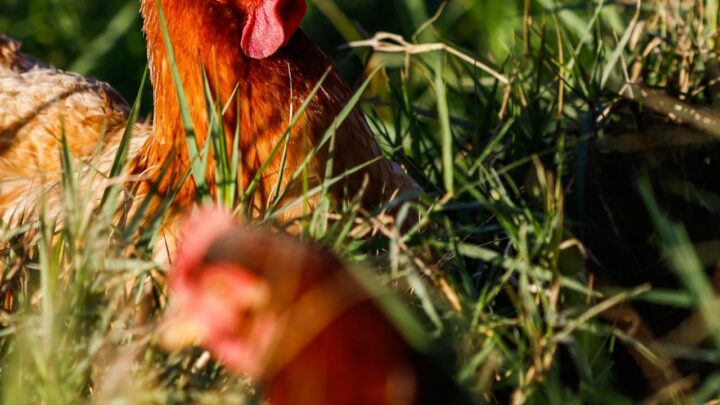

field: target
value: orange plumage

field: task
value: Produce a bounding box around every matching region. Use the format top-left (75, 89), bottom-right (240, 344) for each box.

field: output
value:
top-left (160, 209), bottom-right (468, 405)
top-left (0, 0), bottom-right (419, 230)
top-left (136, 0), bottom-right (420, 223)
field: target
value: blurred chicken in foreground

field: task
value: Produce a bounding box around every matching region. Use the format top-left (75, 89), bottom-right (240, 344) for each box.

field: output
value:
top-left (159, 209), bottom-right (470, 405)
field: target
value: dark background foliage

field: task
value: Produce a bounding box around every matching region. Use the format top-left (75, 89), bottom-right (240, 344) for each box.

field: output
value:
top-left (0, 0), bottom-right (522, 102)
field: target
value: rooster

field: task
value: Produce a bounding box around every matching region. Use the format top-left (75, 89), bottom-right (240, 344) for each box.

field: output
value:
top-left (0, 0), bottom-right (420, 229)
top-left (160, 209), bottom-right (469, 405)
top-left (136, 0), bottom-right (420, 223)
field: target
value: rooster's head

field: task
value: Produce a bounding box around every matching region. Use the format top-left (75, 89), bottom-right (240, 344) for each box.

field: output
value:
top-left (143, 0), bottom-right (306, 59)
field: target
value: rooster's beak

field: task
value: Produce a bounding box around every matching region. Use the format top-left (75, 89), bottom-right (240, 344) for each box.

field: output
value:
top-left (158, 304), bottom-right (204, 351)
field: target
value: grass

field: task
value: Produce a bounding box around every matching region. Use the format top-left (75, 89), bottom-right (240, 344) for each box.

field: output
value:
top-left (2, 0), bottom-right (720, 403)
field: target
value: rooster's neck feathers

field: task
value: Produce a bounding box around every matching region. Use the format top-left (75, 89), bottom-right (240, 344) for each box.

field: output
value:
top-left (136, 0), bottom-right (417, 219)
top-left (137, 1), bottom-right (342, 213)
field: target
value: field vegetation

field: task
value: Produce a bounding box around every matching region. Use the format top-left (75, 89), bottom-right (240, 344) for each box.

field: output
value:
top-left (1, 0), bottom-right (720, 403)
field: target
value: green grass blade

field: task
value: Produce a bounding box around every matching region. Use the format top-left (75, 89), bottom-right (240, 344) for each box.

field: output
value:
top-left (155, 0), bottom-right (209, 201)
top-left (267, 64), bottom-right (383, 213)
top-left (639, 177), bottom-right (720, 350)
top-left (435, 53), bottom-right (454, 194)
top-left (99, 66), bottom-right (148, 209)
top-left (243, 68), bottom-right (332, 202)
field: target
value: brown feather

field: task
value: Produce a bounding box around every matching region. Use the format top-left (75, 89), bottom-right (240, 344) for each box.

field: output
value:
top-left (0, 35), bottom-right (149, 225)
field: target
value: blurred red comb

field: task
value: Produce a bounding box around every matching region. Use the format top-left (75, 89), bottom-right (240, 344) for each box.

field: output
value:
top-left (172, 207), bottom-right (236, 279)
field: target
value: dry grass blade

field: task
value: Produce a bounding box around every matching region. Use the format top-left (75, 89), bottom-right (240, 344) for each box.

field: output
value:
top-left (349, 31), bottom-right (509, 85)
